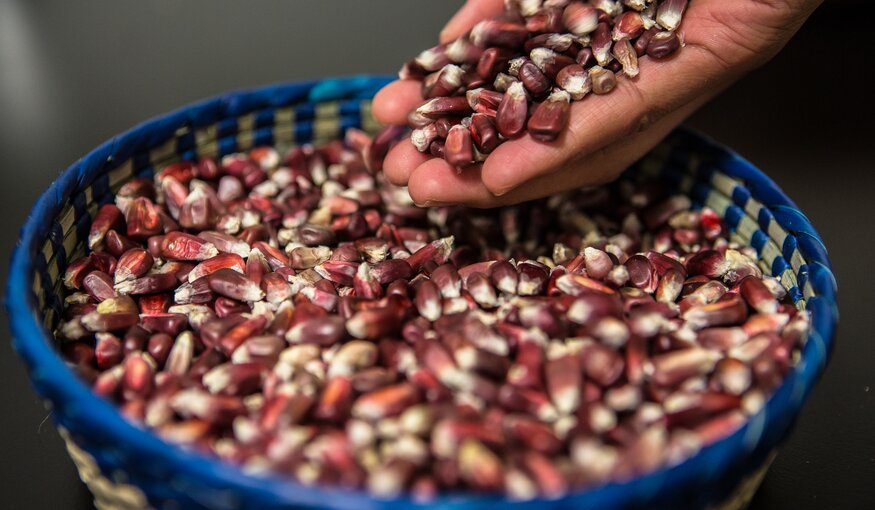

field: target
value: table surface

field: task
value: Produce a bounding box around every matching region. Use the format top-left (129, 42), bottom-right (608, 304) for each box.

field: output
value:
top-left (1, 1), bottom-right (873, 508)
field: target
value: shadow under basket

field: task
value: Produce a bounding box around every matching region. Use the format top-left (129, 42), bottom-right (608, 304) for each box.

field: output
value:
top-left (6, 76), bottom-right (838, 510)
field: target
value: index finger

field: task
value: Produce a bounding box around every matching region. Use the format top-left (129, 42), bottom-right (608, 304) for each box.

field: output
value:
top-left (372, 80), bottom-right (423, 126)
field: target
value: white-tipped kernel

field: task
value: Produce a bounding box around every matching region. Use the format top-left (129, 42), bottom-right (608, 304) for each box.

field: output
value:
top-left (571, 438), bottom-right (618, 479)
top-left (506, 469), bottom-right (538, 501)
top-left (656, 0), bottom-right (687, 31)
top-left (202, 364), bottom-right (232, 394)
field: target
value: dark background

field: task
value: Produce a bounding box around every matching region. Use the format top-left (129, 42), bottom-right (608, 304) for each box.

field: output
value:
top-left (1, 1), bottom-right (872, 508)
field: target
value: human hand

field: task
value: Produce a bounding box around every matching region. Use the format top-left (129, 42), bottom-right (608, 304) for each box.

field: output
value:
top-left (373, 0), bottom-right (822, 207)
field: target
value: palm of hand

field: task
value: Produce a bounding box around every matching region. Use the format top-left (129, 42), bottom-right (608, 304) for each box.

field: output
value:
top-left (372, 0), bottom-right (821, 208)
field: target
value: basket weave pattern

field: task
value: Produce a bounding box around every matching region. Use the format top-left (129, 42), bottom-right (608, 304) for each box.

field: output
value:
top-left (7, 76), bottom-right (838, 510)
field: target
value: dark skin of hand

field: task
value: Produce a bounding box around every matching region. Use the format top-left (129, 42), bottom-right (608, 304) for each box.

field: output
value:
top-left (372, 0), bottom-right (823, 208)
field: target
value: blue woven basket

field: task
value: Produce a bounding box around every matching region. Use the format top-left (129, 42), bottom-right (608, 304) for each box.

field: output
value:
top-left (6, 76), bottom-right (838, 510)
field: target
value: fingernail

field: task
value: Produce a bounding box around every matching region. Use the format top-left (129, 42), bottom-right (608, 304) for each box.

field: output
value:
top-left (492, 186), bottom-right (512, 198)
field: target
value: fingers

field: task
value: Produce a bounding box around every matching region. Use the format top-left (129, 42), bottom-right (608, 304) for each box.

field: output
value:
top-left (480, 41), bottom-right (730, 197)
top-left (372, 80), bottom-right (424, 126)
top-left (405, 88), bottom-right (707, 208)
top-left (440, 0), bottom-right (506, 44)
top-left (383, 139), bottom-right (430, 187)
top-left (406, 159), bottom-right (496, 207)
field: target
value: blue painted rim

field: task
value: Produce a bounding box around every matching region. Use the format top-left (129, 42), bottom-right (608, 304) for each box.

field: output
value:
top-left (5, 75), bottom-right (838, 509)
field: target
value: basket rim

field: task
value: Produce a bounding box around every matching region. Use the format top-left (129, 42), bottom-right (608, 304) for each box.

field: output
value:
top-left (5, 75), bottom-right (839, 510)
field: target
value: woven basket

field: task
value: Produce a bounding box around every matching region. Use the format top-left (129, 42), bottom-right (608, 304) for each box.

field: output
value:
top-left (6, 76), bottom-right (838, 510)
